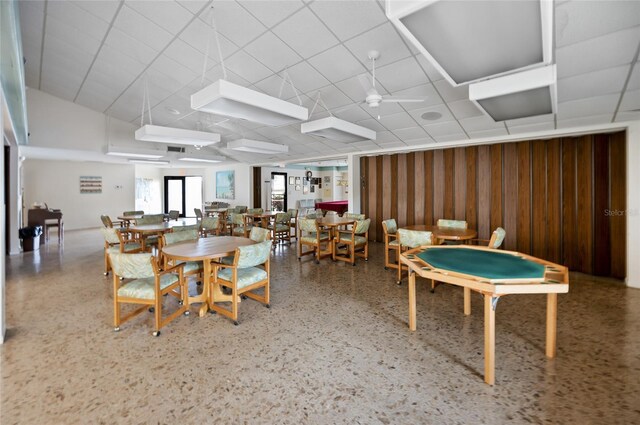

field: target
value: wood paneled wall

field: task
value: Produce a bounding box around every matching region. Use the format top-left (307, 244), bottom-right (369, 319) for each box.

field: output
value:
top-left (360, 131), bottom-right (627, 278)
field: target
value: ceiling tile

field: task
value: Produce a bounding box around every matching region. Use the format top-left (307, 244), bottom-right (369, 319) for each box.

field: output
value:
top-left (374, 57), bottom-right (429, 93)
top-left (433, 79), bottom-right (469, 102)
top-left (178, 18), bottom-right (238, 58)
top-left (333, 106), bottom-right (371, 123)
top-left (126, 0), bottom-right (194, 34)
top-left (334, 75), bottom-right (382, 103)
top-left (225, 50), bottom-right (274, 84)
top-left (391, 83), bottom-right (441, 110)
top-left (47, 1), bottom-right (111, 37)
top-left (557, 113), bottom-right (613, 129)
top-left (448, 99), bottom-right (483, 120)
top-left (373, 131), bottom-right (400, 143)
top-left (71, 1), bottom-right (120, 23)
top-left (272, 8), bottom-right (340, 59)
top-left (626, 62), bottom-right (640, 91)
top-left (285, 61), bottom-right (330, 93)
top-left (356, 118), bottom-right (387, 132)
top-left (392, 126), bottom-right (428, 141)
top-left (75, 92), bottom-right (113, 112)
top-left (40, 77), bottom-right (79, 102)
top-left (104, 26), bottom-right (159, 65)
top-left (45, 16), bottom-right (103, 56)
top-left (459, 115), bottom-right (504, 132)
top-left (309, 0), bottom-right (387, 41)
top-left (176, 0), bottom-right (209, 14)
top-left (253, 74), bottom-right (291, 98)
top-left (556, 26), bottom-right (640, 78)
top-left (344, 23), bottom-right (412, 68)
top-left (42, 35), bottom-right (94, 75)
top-left (507, 121), bottom-right (555, 134)
top-left (239, 0), bottom-right (304, 28)
top-left (163, 38), bottom-right (206, 75)
top-left (307, 45), bottom-right (367, 82)
top-left (615, 111), bottom-right (640, 122)
top-left (468, 127), bottom-right (508, 139)
top-left (113, 5), bottom-right (174, 52)
top-left (408, 104), bottom-right (455, 125)
top-left (244, 31), bottom-right (302, 72)
top-left (557, 65), bottom-right (629, 102)
top-left (312, 85), bottom-right (353, 109)
top-left (98, 44), bottom-right (148, 78)
top-left (19, 1), bottom-right (44, 42)
top-left (198, 1), bottom-right (267, 47)
top-left (416, 54), bottom-right (445, 82)
top-left (619, 89), bottom-right (640, 112)
top-left (556, 93), bottom-right (620, 119)
top-left (378, 112), bottom-right (417, 130)
top-left (422, 121), bottom-right (466, 140)
top-left (556, 1), bottom-right (640, 47)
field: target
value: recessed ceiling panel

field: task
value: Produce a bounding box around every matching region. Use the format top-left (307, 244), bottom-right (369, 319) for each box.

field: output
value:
top-left (476, 86), bottom-right (553, 122)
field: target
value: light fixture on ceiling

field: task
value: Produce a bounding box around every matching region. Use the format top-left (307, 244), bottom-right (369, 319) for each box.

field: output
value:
top-left (191, 79), bottom-right (308, 127)
top-left (135, 124), bottom-right (221, 146)
top-left (128, 159), bottom-right (170, 165)
top-left (386, 0), bottom-right (553, 86)
top-left (227, 138), bottom-right (289, 154)
top-left (178, 154), bottom-right (226, 164)
top-left (106, 145), bottom-right (164, 159)
top-left (301, 117), bottom-right (376, 143)
top-left (469, 65), bottom-right (557, 122)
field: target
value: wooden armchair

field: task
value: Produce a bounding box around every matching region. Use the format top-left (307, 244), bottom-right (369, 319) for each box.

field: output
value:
top-left (210, 240), bottom-right (272, 325)
top-left (333, 218), bottom-right (370, 266)
top-left (382, 219), bottom-right (399, 270)
top-left (396, 229), bottom-right (434, 285)
top-left (161, 229), bottom-right (203, 282)
top-left (168, 210), bottom-right (179, 220)
top-left (109, 252), bottom-right (189, 336)
top-left (100, 227), bottom-right (143, 276)
top-left (297, 218), bottom-right (332, 264)
top-left (470, 227), bottom-right (506, 249)
top-left (200, 216), bottom-right (221, 237)
top-left (287, 209), bottom-right (298, 241)
top-left (268, 212), bottom-right (291, 246)
top-left (230, 213), bottom-right (250, 237)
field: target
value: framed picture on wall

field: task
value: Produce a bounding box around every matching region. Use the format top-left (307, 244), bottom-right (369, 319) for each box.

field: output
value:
top-left (310, 185), bottom-right (315, 193)
top-left (295, 177), bottom-right (301, 184)
top-left (216, 170), bottom-right (235, 199)
top-left (289, 176), bottom-right (295, 185)
top-left (295, 185), bottom-right (301, 191)
top-left (303, 180), bottom-right (309, 194)
top-left (324, 176), bottom-right (331, 184)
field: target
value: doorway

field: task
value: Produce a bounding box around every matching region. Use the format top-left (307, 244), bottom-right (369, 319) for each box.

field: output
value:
top-left (164, 176), bottom-right (203, 217)
top-left (270, 172), bottom-right (287, 212)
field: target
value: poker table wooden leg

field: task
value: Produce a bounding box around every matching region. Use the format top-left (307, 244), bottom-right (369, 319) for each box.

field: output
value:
top-left (546, 293), bottom-right (558, 358)
top-left (484, 294), bottom-right (496, 386)
top-left (408, 270), bottom-right (417, 331)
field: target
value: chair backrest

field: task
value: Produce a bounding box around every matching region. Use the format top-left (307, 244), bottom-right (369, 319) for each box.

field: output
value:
top-left (275, 212), bottom-right (290, 224)
top-left (163, 229), bottom-right (199, 246)
top-left (234, 205), bottom-right (248, 213)
top-left (109, 252), bottom-right (155, 279)
top-left (123, 210), bottom-right (144, 216)
top-left (249, 226), bottom-right (271, 242)
top-left (173, 224), bottom-right (199, 233)
top-left (398, 229), bottom-right (433, 248)
top-left (437, 219), bottom-right (468, 229)
top-left (382, 219), bottom-right (397, 235)
top-left (100, 215), bottom-right (113, 228)
top-left (489, 227), bottom-right (506, 249)
top-left (299, 218), bottom-right (318, 233)
top-left (194, 208), bottom-right (203, 218)
top-left (168, 210), bottom-right (179, 220)
top-left (201, 216), bottom-right (219, 231)
top-left (235, 240), bottom-right (272, 268)
top-left (346, 213), bottom-right (366, 220)
top-left (101, 227), bottom-right (121, 245)
top-left (140, 214), bottom-right (164, 224)
top-left (287, 209), bottom-right (298, 220)
top-left (230, 213), bottom-right (245, 226)
top-left (247, 208), bottom-right (264, 214)
top-left (354, 218), bottom-right (371, 235)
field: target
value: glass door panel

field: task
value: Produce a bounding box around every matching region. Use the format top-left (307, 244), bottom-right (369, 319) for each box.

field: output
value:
top-left (271, 172), bottom-right (287, 212)
top-left (185, 176), bottom-right (203, 218)
top-left (166, 178), bottom-right (183, 215)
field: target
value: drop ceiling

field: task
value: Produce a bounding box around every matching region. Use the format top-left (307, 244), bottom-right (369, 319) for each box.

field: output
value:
top-left (18, 0), bottom-right (640, 166)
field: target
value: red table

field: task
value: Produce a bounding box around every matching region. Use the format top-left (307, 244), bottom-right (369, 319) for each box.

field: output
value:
top-left (315, 200), bottom-right (348, 216)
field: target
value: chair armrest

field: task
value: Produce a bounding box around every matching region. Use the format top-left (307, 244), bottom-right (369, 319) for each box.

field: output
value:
top-left (158, 262), bottom-right (185, 276)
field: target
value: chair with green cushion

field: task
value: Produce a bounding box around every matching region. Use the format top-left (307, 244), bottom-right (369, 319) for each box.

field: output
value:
top-left (101, 227), bottom-right (143, 276)
top-left (173, 224), bottom-right (199, 233)
top-left (345, 212), bottom-right (366, 220)
top-left (200, 216), bottom-right (221, 238)
top-left (287, 209), bottom-right (298, 240)
top-left (220, 227), bottom-right (271, 265)
top-left (211, 240), bottom-right (272, 325)
top-left (138, 214), bottom-right (165, 225)
top-left (397, 228), bottom-right (434, 285)
top-left (194, 208), bottom-right (203, 221)
top-left (333, 218), bottom-right (370, 266)
top-left (168, 210), bottom-right (179, 220)
top-left (297, 218), bottom-right (331, 264)
top-left (470, 227), bottom-right (506, 249)
top-left (109, 252), bottom-right (189, 336)
top-left (268, 212), bottom-right (291, 246)
top-left (437, 219), bottom-right (468, 229)
top-left (247, 208), bottom-right (263, 214)
top-left (123, 210), bottom-right (144, 216)
top-left (382, 219), bottom-right (399, 270)
top-left (234, 205), bottom-right (248, 214)
top-left (230, 213), bottom-right (249, 237)
top-left (101, 215), bottom-right (126, 232)
top-left (161, 229), bottom-right (203, 282)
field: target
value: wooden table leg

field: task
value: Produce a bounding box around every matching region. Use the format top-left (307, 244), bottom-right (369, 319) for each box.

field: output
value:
top-left (408, 270), bottom-right (417, 331)
top-left (484, 294), bottom-right (496, 385)
top-left (546, 293), bottom-right (558, 358)
top-left (464, 287), bottom-right (471, 316)
top-left (197, 260), bottom-right (210, 317)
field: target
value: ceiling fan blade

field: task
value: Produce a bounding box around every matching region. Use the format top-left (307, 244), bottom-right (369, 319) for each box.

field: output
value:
top-left (381, 97), bottom-right (427, 103)
top-left (357, 73), bottom-right (374, 95)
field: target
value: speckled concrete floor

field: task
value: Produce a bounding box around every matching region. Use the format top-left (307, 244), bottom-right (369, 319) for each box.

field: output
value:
top-left (1, 229), bottom-right (639, 424)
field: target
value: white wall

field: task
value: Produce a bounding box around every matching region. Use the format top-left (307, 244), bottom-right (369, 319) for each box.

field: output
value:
top-left (626, 121), bottom-right (640, 288)
top-left (22, 159), bottom-right (135, 230)
top-left (207, 163), bottom-right (251, 207)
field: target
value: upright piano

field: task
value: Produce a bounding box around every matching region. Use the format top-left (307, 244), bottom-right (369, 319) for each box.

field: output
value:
top-left (28, 208), bottom-right (63, 244)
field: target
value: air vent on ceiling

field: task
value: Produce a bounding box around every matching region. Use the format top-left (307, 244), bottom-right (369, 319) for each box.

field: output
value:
top-left (167, 146), bottom-right (185, 153)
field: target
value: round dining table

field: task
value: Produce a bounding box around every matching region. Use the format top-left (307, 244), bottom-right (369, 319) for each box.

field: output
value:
top-left (401, 224), bottom-right (478, 243)
top-left (128, 218), bottom-right (199, 250)
top-left (161, 236), bottom-right (256, 317)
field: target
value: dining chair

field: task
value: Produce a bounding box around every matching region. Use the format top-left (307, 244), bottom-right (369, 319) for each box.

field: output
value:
top-left (220, 226), bottom-right (272, 266)
top-left (100, 227), bottom-right (143, 276)
top-left (333, 218), bottom-right (370, 266)
top-left (397, 229), bottom-right (434, 285)
top-left (470, 227), bottom-right (506, 249)
top-left (230, 213), bottom-right (250, 237)
top-left (123, 210), bottom-right (144, 216)
top-left (100, 215), bottom-right (126, 232)
top-left (210, 240), bottom-right (272, 325)
top-left (194, 208), bottom-right (203, 221)
top-left (200, 216), bottom-right (221, 237)
top-left (268, 212), bottom-right (291, 246)
top-left (287, 208), bottom-right (298, 241)
top-left (234, 205), bottom-right (248, 213)
top-left (345, 213), bottom-right (366, 220)
top-left (297, 218), bottom-right (332, 264)
top-left (382, 219), bottom-right (399, 270)
top-left (436, 219), bottom-right (468, 244)
top-left (168, 210), bottom-right (179, 220)
top-left (161, 229), bottom-right (203, 282)
top-left (109, 252), bottom-right (189, 336)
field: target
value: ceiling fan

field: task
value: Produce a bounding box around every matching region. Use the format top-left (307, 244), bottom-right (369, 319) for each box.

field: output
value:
top-left (358, 50), bottom-right (427, 109)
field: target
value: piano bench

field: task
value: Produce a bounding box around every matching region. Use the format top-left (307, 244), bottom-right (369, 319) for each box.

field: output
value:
top-left (44, 219), bottom-right (64, 244)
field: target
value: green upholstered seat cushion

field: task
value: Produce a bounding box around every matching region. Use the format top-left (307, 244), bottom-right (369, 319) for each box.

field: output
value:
top-left (180, 261), bottom-right (202, 274)
top-left (107, 242), bottom-right (141, 254)
top-left (337, 234), bottom-right (367, 245)
top-left (268, 223), bottom-right (290, 232)
top-left (416, 248), bottom-right (545, 281)
top-left (300, 232), bottom-right (330, 243)
top-left (217, 267), bottom-right (267, 289)
top-left (389, 240), bottom-right (399, 247)
top-left (232, 227), bottom-right (247, 236)
top-left (117, 274), bottom-right (179, 299)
